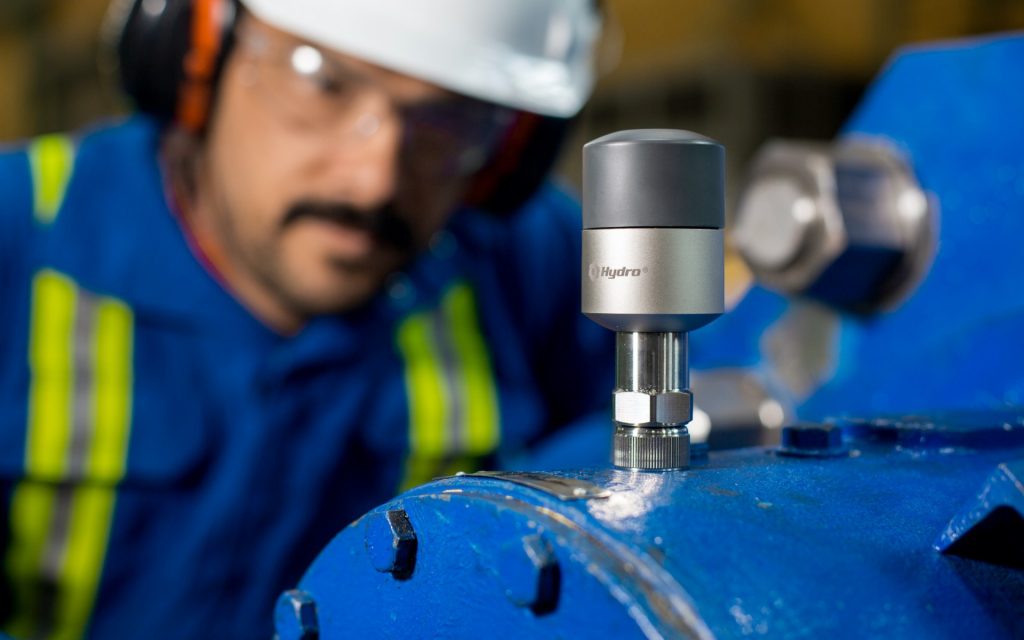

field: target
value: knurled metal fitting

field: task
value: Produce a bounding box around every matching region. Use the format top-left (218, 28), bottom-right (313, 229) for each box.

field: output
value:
top-left (274, 590), bottom-right (319, 640)
top-left (496, 534), bottom-right (560, 614)
top-left (613, 425), bottom-right (690, 470)
top-left (364, 508), bottom-right (417, 578)
top-left (613, 390), bottom-right (692, 427)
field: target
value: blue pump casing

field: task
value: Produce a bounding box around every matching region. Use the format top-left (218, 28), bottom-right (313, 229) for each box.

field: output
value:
top-left (279, 418), bottom-right (1024, 638)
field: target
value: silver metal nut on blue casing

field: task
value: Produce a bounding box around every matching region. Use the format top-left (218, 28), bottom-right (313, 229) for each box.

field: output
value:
top-left (732, 139), bottom-right (934, 312)
top-left (582, 130), bottom-right (725, 471)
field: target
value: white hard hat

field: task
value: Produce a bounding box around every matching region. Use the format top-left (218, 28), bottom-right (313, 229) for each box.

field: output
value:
top-left (238, 0), bottom-right (602, 118)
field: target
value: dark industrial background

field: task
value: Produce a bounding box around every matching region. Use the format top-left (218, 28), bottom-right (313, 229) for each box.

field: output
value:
top-left (2, 0), bottom-right (1023, 194)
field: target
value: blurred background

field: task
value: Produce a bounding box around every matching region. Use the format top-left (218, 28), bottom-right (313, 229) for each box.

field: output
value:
top-left (2, 0), bottom-right (1023, 194)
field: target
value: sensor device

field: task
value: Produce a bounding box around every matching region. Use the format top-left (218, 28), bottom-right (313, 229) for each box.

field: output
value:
top-left (582, 130), bottom-right (725, 470)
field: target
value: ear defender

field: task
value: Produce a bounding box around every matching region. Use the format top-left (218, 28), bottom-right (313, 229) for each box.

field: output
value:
top-left (465, 113), bottom-right (575, 216)
top-left (176, 0), bottom-right (235, 132)
top-left (116, 0), bottom-right (237, 133)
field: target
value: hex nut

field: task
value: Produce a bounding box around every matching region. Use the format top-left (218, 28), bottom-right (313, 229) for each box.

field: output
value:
top-left (274, 590), bottom-right (319, 640)
top-left (614, 390), bottom-right (692, 426)
top-left (733, 141), bottom-right (841, 294)
top-left (778, 423), bottom-right (848, 458)
top-left (734, 139), bottom-right (933, 311)
top-left (364, 509), bottom-right (417, 578)
top-left (497, 534), bottom-right (560, 614)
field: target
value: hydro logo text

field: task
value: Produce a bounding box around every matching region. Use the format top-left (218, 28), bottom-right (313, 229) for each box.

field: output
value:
top-left (588, 264), bottom-right (649, 281)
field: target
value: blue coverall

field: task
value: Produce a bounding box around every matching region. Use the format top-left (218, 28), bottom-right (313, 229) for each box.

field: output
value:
top-left (0, 118), bottom-right (613, 638)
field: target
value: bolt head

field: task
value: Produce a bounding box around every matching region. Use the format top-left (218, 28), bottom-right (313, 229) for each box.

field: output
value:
top-left (779, 423), bottom-right (847, 457)
top-left (735, 140), bottom-right (932, 311)
top-left (496, 534), bottom-right (559, 613)
top-left (734, 176), bottom-right (818, 271)
top-left (364, 509), bottom-right (417, 578)
top-left (274, 590), bottom-right (319, 640)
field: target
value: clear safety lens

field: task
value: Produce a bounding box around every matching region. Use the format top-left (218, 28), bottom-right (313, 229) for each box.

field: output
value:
top-left (237, 28), bottom-right (516, 178)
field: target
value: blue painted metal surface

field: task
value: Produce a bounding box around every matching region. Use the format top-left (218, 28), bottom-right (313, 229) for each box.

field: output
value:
top-left (279, 415), bottom-right (1024, 638)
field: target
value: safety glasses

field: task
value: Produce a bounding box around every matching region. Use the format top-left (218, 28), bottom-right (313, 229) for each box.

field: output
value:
top-left (234, 24), bottom-right (518, 178)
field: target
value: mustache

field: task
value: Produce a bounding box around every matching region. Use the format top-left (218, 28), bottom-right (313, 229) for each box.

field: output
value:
top-left (281, 200), bottom-right (416, 253)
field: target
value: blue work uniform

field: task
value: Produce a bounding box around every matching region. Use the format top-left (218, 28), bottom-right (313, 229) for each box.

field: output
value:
top-left (0, 118), bottom-right (613, 639)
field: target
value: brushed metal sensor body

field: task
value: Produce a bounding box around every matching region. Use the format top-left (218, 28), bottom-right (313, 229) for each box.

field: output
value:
top-left (582, 130), bottom-right (726, 471)
top-left (582, 228), bottom-right (724, 332)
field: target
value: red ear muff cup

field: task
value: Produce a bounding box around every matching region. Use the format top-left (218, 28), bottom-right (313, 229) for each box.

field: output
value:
top-left (465, 114), bottom-right (574, 216)
top-left (177, 0), bottom-right (230, 132)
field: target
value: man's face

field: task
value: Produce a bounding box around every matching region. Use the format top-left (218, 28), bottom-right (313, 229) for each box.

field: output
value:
top-left (195, 16), bottom-right (512, 322)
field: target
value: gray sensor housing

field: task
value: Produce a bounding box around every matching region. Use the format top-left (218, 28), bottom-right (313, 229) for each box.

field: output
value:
top-left (582, 130), bottom-right (726, 333)
top-left (584, 129), bottom-right (725, 230)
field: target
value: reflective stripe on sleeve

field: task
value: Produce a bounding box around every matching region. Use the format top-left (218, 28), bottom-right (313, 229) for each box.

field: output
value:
top-left (26, 271), bottom-right (78, 481)
top-left (396, 312), bottom-right (449, 460)
top-left (27, 134), bottom-right (75, 225)
top-left (88, 299), bottom-right (134, 483)
top-left (5, 270), bottom-right (135, 640)
top-left (443, 284), bottom-right (500, 456)
top-left (395, 281), bottom-right (501, 491)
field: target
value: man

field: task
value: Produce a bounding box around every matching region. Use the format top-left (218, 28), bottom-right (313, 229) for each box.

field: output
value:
top-left (0, 0), bottom-right (612, 637)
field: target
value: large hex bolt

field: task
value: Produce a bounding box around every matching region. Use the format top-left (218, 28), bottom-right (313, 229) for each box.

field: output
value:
top-left (274, 590), bottom-right (319, 640)
top-left (364, 509), bottom-right (417, 579)
top-left (733, 139), bottom-right (933, 312)
top-left (497, 534), bottom-right (560, 614)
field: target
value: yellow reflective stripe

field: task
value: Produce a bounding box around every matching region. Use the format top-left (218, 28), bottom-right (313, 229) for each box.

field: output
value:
top-left (89, 299), bottom-right (134, 482)
top-left (5, 484), bottom-right (57, 640)
top-left (57, 486), bottom-right (117, 640)
top-left (53, 298), bottom-right (135, 639)
top-left (4, 270), bottom-right (135, 640)
top-left (26, 270), bottom-right (77, 480)
top-left (444, 284), bottom-right (500, 454)
top-left (28, 134), bottom-right (75, 225)
top-left (6, 270), bottom-right (78, 637)
top-left (396, 313), bottom-right (449, 458)
top-left (396, 282), bottom-right (500, 491)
